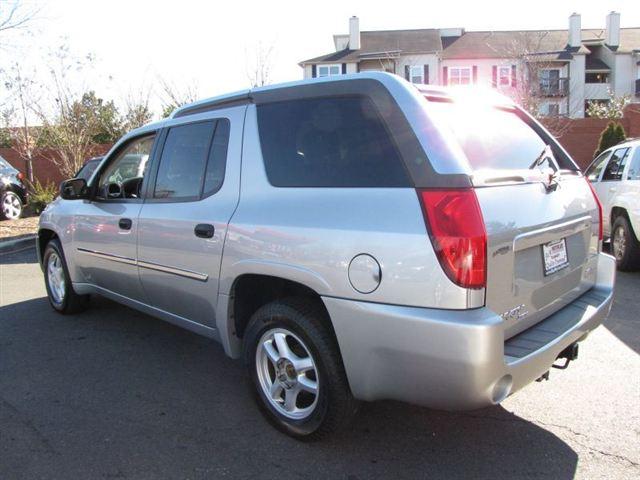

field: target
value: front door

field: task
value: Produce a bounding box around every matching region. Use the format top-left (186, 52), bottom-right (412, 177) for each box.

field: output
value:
top-left (137, 110), bottom-right (241, 326)
top-left (73, 133), bottom-right (157, 301)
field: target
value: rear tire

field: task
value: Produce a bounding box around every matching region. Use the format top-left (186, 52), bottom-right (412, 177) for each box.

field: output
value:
top-left (243, 297), bottom-right (358, 439)
top-left (612, 216), bottom-right (640, 271)
top-left (43, 239), bottom-right (89, 313)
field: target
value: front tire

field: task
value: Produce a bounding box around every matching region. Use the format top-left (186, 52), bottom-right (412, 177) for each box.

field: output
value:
top-left (1, 190), bottom-right (23, 220)
top-left (43, 239), bottom-right (89, 313)
top-left (243, 297), bottom-right (358, 439)
top-left (612, 216), bottom-right (640, 271)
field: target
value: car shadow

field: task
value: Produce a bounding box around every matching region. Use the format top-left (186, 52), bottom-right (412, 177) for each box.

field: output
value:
top-left (0, 294), bottom-right (578, 479)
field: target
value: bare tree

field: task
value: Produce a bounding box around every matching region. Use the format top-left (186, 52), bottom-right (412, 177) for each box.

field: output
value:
top-left (0, 0), bottom-right (40, 35)
top-left (33, 46), bottom-right (106, 178)
top-left (245, 42), bottom-right (275, 88)
top-left (2, 62), bottom-right (45, 182)
top-left (157, 77), bottom-right (199, 118)
top-left (505, 31), bottom-right (573, 138)
top-left (122, 87), bottom-right (154, 130)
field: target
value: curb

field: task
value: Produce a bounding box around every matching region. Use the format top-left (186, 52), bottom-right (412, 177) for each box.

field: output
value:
top-left (0, 235), bottom-right (37, 255)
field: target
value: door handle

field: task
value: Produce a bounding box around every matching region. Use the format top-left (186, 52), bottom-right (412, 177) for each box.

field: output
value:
top-left (609, 187), bottom-right (617, 192)
top-left (194, 223), bottom-right (215, 239)
top-left (118, 218), bottom-right (133, 230)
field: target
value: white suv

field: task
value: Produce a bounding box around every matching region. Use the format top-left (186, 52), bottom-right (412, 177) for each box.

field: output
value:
top-left (586, 138), bottom-right (640, 270)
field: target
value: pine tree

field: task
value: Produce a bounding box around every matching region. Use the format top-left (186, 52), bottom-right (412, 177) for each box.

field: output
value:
top-left (594, 122), bottom-right (626, 157)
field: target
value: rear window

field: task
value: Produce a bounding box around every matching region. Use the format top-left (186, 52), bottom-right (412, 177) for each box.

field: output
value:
top-left (257, 96), bottom-right (410, 187)
top-left (425, 101), bottom-right (573, 172)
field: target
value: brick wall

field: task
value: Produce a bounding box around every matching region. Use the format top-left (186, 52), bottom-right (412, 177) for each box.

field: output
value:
top-left (0, 144), bottom-right (112, 186)
top-left (543, 104), bottom-right (640, 170)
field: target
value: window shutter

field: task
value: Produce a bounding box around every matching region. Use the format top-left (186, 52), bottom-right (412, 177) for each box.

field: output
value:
top-left (311, 65), bottom-right (317, 78)
top-left (511, 65), bottom-right (517, 87)
top-left (342, 63), bottom-right (347, 74)
top-left (492, 66), bottom-right (497, 87)
top-left (404, 65), bottom-right (410, 81)
top-left (442, 66), bottom-right (448, 85)
top-left (423, 65), bottom-right (429, 84)
top-left (472, 65), bottom-right (478, 84)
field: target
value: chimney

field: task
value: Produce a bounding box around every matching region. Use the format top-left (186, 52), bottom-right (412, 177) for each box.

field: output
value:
top-left (606, 11), bottom-right (620, 48)
top-left (568, 13), bottom-right (581, 48)
top-left (349, 16), bottom-right (361, 50)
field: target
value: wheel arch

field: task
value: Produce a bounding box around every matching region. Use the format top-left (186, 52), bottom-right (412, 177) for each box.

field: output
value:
top-left (219, 273), bottom-right (336, 358)
top-left (37, 228), bottom-right (59, 270)
top-left (611, 207), bottom-right (637, 239)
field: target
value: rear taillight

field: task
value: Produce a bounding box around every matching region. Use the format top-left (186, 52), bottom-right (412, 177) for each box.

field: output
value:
top-left (17, 172), bottom-right (25, 181)
top-left (418, 189), bottom-right (487, 289)
top-left (586, 179), bottom-right (603, 241)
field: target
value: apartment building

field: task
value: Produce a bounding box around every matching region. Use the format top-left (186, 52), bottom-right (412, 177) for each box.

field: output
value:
top-left (299, 13), bottom-right (640, 118)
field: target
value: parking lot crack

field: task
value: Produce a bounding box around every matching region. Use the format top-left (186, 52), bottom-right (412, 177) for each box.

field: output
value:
top-left (0, 394), bottom-right (59, 456)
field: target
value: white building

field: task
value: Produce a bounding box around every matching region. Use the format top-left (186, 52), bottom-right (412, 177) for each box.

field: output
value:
top-left (299, 13), bottom-right (640, 118)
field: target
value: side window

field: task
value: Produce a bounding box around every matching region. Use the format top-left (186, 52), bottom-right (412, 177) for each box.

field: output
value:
top-left (154, 122), bottom-right (213, 199)
top-left (586, 151), bottom-right (611, 182)
top-left (602, 148), bottom-right (629, 181)
top-left (97, 134), bottom-right (155, 200)
top-left (257, 96), bottom-right (410, 187)
top-left (628, 148), bottom-right (640, 181)
top-left (153, 119), bottom-right (230, 200)
top-left (203, 119), bottom-right (230, 197)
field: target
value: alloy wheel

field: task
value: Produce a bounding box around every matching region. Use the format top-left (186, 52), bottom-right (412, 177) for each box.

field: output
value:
top-left (47, 251), bottom-right (66, 304)
top-left (613, 225), bottom-right (626, 261)
top-left (255, 327), bottom-right (320, 420)
top-left (2, 192), bottom-right (22, 219)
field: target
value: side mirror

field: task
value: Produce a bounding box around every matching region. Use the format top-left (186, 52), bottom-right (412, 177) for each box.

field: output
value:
top-left (60, 178), bottom-right (89, 200)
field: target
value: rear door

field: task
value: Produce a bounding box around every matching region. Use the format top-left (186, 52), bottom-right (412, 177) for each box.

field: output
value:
top-left (136, 109), bottom-right (241, 326)
top-left (599, 147), bottom-right (631, 236)
top-left (425, 100), bottom-right (601, 338)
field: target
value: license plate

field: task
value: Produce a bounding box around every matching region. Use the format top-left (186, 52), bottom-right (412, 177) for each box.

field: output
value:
top-left (542, 238), bottom-right (569, 276)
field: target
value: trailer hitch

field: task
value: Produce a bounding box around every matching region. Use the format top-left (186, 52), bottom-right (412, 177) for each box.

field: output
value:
top-left (552, 343), bottom-right (579, 370)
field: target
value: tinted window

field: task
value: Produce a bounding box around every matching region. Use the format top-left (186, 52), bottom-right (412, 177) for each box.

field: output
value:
top-left (628, 148), bottom-right (640, 181)
top-left (602, 148), bottom-right (629, 181)
top-left (425, 101), bottom-right (573, 171)
top-left (257, 96), bottom-right (409, 187)
top-left (0, 156), bottom-right (17, 173)
top-left (154, 122), bottom-right (214, 199)
top-left (203, 119), bottom-right (230, 196)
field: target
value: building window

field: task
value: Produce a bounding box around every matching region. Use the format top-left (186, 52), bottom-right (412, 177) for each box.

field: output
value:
top-left (498, 66), bottom-right (511, 86)
top-left (547, 104), bottom-right (560, 116)
top-left (317, 64), bottom-right (341, 77)
top-left (585, 72), bottom-right (610, 83)
top-left (409, 65), bottom-right (424, 84)
top-left (449, 67), bottom-right (471, 85)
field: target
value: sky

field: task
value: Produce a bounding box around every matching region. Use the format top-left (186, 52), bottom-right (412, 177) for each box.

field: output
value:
top-left (2, 0), bottom-right (640, 115)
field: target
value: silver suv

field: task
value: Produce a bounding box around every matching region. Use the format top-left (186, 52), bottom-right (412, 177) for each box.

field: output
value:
top-left (38, 73), bottom-right (615, 438)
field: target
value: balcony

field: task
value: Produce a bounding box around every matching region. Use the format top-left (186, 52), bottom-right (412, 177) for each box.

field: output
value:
top-left (535, 78), bottom-right (569, 97)
top-left (636, 79), bottom-right (640, 97)
top-left (584, 83), bottom-right (611, 100)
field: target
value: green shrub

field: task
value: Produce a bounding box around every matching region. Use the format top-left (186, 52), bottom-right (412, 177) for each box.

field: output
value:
top-left (594, 121), bottom-right (626, 157)
top-left (28, 180), bottom-right (58, 214)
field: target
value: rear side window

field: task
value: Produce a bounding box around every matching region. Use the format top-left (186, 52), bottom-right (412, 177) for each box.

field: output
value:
top-left (602, 148), bottom-right (629, 182)
top-left (154, 119), bottom-right (229, 200)
top-left (257, 96), bottom-right (410, 187)
top-left (425, 101), bottom-right (573, 172)
top-left (628, 148), bottom-right (640, 181)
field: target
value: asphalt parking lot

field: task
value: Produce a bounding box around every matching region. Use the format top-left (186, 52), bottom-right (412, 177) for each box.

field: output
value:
top-left (1, 247), bottom-right (639, 479)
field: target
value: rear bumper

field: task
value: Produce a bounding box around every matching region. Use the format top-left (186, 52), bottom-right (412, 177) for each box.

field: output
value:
top-left (323, 252), bottom-right (615, 410)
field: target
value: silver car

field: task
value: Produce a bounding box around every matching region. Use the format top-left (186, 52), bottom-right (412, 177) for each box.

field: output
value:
top-left (38, 72), bottom-right (615, 438)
